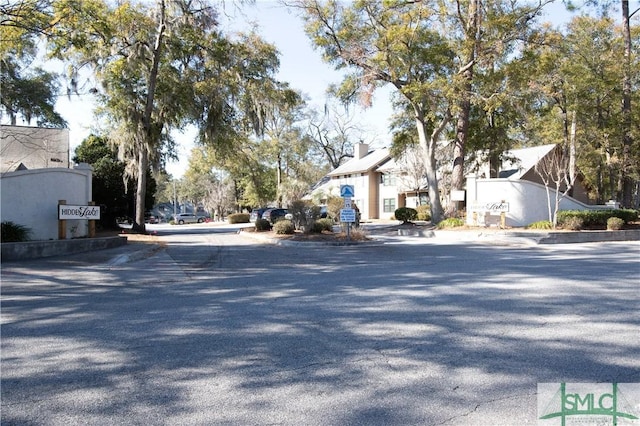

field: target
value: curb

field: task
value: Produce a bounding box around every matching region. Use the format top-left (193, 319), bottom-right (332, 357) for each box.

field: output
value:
top-left (1, 236), bottom-right (127, 262)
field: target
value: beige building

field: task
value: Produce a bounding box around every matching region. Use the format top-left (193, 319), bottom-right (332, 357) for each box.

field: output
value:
top-left (1, 125), bottom-right (70, 173)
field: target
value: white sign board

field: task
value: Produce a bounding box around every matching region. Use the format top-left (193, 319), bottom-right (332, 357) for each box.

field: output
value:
top-left (451, 190), bottom-right (466, 201)
top-left (343, 197), bottom-right (352, 209)
top-left (470, 201), bottom-right (509, 213)
top-left (340, 208), bottom-right (356, 223)
top-left (58, 205), bottom-right (101, 220)
top-left (340, 184), bottom-right (355, 198)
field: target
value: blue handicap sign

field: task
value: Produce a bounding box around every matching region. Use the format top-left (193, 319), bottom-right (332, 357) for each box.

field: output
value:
top-left (340, 185), bottom-right (355, 198)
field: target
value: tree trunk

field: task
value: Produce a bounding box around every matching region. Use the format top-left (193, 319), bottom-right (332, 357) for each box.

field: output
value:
top-left (449, 0), bottom-right (479, 215)
top-left (133, 0), bottom-right (166, 233)
top-left (450, 94), bottom-right (469, 214)
top-left (569, 110), bottom-right (577, 196)
top-left (621, 0), bottom-right (633, 207)
top-left (414, 107), bottom-right (445, 224)
top-left (277, 150), bottom-right (283, 208)
top-left (132, 147), bottom-right (148, 233)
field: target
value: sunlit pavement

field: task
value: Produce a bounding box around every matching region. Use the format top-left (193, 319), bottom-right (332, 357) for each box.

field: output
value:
top-left (2, 229), bottom-right (639, 425)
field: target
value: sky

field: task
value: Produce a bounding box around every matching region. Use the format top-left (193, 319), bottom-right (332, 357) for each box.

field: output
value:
top-left (48, 0), bottom-right (584, 179)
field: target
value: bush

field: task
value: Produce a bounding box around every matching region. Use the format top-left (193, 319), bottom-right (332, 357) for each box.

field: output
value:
top-left (526, 220), bottom-right (553, 230)
top-left (557, 209), bottom-right (637, 228)
top-left (289, 199), bottom-right (321, 232)
top-left (1, 221), bottom-right (32, 242)
top-left (560, 216), bottom-right (584, 231)
top-left (416, 205), bottom-right (431, 221)
top-left (310, 218), bottom-right (334, 233)
top-left (326, 197), bottom-right (344, 222)
top-left (394, 207), bottom-right (418, 223)
top-left (607, 217), bottom-right (625, 230)
top-left (273, 219), bottom-right (295, 234)
top-left (255, 218), bottom-right (271, 231)
top-left (228, 213), bottom-right (250, 224)
top-left (436, 218), bottom-right (464, 229)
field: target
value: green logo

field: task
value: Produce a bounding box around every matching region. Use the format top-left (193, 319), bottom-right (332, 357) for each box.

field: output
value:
top-left (539, 383), bottom-right (639, 425)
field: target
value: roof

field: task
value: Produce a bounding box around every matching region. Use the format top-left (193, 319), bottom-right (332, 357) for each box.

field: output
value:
top-left (499, 144), bottom-right (557, 180)
top-left (328, 148), bottom-right (391, 176)
top-left (375, 157), bottom-right (397, 173)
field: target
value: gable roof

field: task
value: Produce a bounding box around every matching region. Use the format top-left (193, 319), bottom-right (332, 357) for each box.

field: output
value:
top-left (328, 148), bottom-right (391, 177)
top-left (499, 144), bottom-right (557, 180)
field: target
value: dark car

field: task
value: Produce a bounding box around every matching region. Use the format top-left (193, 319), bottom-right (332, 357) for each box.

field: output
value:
top-left (319, 205), bottom-right (328, 218)
top-left (250, 208), bottom-right (268, 222)
top-left (145, 212), bottom-right (158, 224)
top-left (262, 208), bottom-right (288, 224)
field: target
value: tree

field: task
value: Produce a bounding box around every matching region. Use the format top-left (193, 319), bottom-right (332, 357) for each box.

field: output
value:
top-left (0, 1), bottom-right (66, 127)
top-left (394, 144), bottom-right (429, 205)
top-left (292, 0), bottom-right (551, 223)
top-left (293, 0), bottom-right (456, 223)
top-left (620, 0), bottom-right (638, 207)
top-left (48, 0), bottom-right (280, 233)
top-left (73, 134), bottom-right (155, 228)
top-left (520, 13), bottom-right (638, 206)
top-left (252, 81), bottom-right (307, 207)
top-left (534, 145), bottom-right (575, 227)
top-left (306, 98), bottom-right (366, 169)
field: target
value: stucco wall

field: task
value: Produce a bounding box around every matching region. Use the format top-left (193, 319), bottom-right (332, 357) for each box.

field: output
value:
top-left (466, 176), bottom-right (594, 227)
top-left (1, 165), bottom-right (93, 241)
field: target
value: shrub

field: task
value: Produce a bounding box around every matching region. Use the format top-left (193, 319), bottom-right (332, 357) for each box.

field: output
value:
top-left (310, 218), bottom-right (334, 233)
top-left (416, 205), bottom-right (431, 221)
top-left (526, 220), bottom-right (553, 230)
top-left (561, 216), bottom-right (584, 231)
top-left (394, 207), bottom-right (418, 223)
top-left (337, 227), bottom-right (368, 241)
top-left (436, 218), bottom-right (464, 229)
top-left (289, 199), bottom-right (321, 232)
top-left (1, 221), bottom-right (32, 242)
top-left (326, 197), bottom-right (344, 222)
top-left (607, 217), bottom-right (625, 230)
top-left (273, 219), bottom-right (295, 234)
top-left (227, 213), bottom-right (250, 224)
top-left (255, 218), bottom-right (271, 231)
top-left (557, 209), bottom-right (637, 228)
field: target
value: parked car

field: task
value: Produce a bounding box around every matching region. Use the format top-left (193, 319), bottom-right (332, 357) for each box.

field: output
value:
top-left (145, 212), bottom-right (158, 224)
top-left (319, 205), bottom-right (328, 219)
top-left (262, 208), bottom-right (288, 224)
top-left (173, 213), bottom-right (199, 224)
top-left (196, 213), bottom-right (211, 223)
top-left (250, 208), bottom-right (268, 222)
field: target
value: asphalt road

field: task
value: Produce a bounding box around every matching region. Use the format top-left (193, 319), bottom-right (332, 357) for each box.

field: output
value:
top-left (2, 224), bottom-right (639, 425)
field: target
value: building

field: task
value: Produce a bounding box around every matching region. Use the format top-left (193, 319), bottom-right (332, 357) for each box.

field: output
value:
top-left (467, 144), bottom-right (600, 227)
top-left (312, 142), bottom-right (603, 226)
top-left (1, 125), bottom-right (70, 172)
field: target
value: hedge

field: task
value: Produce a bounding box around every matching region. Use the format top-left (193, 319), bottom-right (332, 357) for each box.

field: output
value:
top-left (228, 213), bottom-right (250, 224)
top-left (557, 209), bottom-right (638, 227)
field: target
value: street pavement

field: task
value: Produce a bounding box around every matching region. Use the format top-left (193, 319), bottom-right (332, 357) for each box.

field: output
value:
top-left (2, 223), bottom-right (639, 425)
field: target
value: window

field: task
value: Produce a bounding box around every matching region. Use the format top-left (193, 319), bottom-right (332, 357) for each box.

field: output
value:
top-left (383, 198), bottom-right (396, 213)
top-left (382, 173), bottom-right (396, 186)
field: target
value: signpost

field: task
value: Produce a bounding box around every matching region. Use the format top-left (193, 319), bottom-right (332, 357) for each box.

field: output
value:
top-left (470, 201), bottom-right (509, 228)
top-left (340, 208), bottom-right (356, 223)
top-left (340, 185), bottom-right (355, 198)
top-left (340, 185), bottom-right (356, 240)
top-left (57, 201), bottom-right (100, 239)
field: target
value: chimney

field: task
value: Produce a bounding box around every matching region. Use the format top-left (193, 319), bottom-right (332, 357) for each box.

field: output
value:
top-left (355, 143), bottom-right (369, 160)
